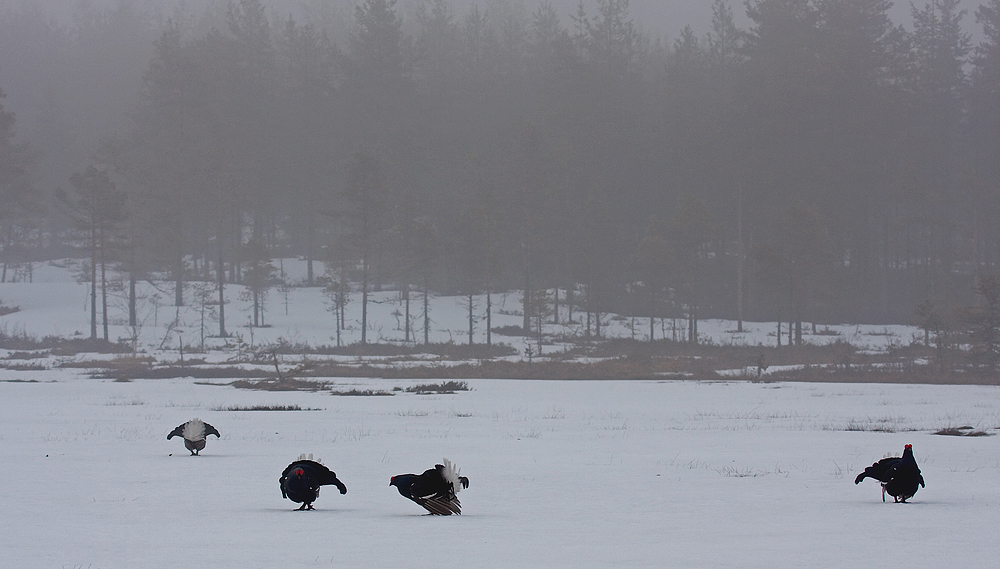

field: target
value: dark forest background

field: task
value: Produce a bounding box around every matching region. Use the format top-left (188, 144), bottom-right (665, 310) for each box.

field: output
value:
top-left (1, 0), bottom-right (999, 341)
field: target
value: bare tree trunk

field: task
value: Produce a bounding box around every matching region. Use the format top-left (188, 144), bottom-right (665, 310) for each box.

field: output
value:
top-left (335, 297), bottom-right (342, 347)
top-left (467, 292), bottom-right (474, 345)
top-left (649, 280), bottom-right (656, 342)
top-left (339, 268), bottom-right (347, 331)
top-left (522, 270), bottom-right (531, 333)
top-left (101, 232), bottom-right (109, 342)
top-left (253, 285), bottom-right (260, 327)
top-left (404, 282), bottom-right (411, 343)
top-left (737, 182), bottom-right (744, 332)
top-left (566, 283), bottom-right (574, 323)
top-left (486, 288), bottom-right (492, 347)
top-left (586, 288), bottom-right (592, 339)
top-left (1, 222), bottom-right (11, 283)
top-left (594, 288), bottom-right (601, 339)
top-left (423, 274), bottom-right (430, 344)
top-left (361, 256), bottom-right (369, 344)
top-left (306, 209), bottom-right (315, 286)
top-left (129, 270), bottom-right (137, 328)
top-left (174, 253), bottom-right (184, 307)
top-left (90, 224), bottom-right (98, 340)
top-left (217, 236), bottom-right (227, 338)
top-left (688, 305), bottom-right (695, 345)
top-left (553, 288), bottom-right (560, 324)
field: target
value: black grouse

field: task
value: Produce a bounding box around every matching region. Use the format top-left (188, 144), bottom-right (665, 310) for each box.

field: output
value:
top-left (854, 444), bottom-right (925, 502)
top-left (390, 458), bottom-right (469, 515)
top-left (279, 454), bottom-right (348, 510)
top-left (167, 418), bottom-right (220, 455)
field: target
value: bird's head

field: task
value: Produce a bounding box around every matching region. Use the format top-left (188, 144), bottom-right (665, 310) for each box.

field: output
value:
top-left (389, 474), bottom-right (414, 498)
top-left (294, 468), bottom-right (305, 477)
top-left (905, 444), bottom-right (912, 449)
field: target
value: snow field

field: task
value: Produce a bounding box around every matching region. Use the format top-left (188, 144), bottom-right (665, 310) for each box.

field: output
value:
top-left (0, 259), bottom-right (921, 355)
top-left (1, 376), bottom-right (998, 568)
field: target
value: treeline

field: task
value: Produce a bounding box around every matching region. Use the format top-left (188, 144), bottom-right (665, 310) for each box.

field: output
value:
top-left (2, 0), bottom-right (1000, 343)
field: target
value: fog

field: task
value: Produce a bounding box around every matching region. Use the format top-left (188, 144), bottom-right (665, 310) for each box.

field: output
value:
top-left (1, 0), bottom-right (997, 336)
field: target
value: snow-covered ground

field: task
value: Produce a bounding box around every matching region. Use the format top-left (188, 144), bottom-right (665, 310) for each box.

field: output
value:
top-left (0, 259), bottom-right (922, 360)
top-left (1, 375), bottom-right (998, 568)
top-left (1, 260), bottom-right (997, 567)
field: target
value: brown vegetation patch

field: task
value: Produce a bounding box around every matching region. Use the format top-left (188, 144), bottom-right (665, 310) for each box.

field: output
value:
top-left (405, 381), bottom-right (470, 393)
top-left (86, 359), bottom-right (274, 382)
top-left (3, 350), bottom-right (52, 360)
top-left (212, 404), bottom-right (319, 411)
top-left (229, 377), bottom-right (328, 391)
top-left (24, 335), bottom-right (1000, 386)
top-left (0, 333), bottom-right (128, 354)
top-left (267, 340), bottom-right (516, 359)
top-left (934, 426), bottom-right (992, 437)
top-left (0, 362), bottom-right (46, 371)
top-left (330, 388), bottom-right (394, 396)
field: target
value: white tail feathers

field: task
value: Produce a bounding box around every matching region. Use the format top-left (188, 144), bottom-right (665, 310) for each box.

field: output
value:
top-left (297, 453), bottom-right (321, 463)
top-left (442, 458), bottom-right (463, 493)
top-left (183, 418), bottom-right (206, 441)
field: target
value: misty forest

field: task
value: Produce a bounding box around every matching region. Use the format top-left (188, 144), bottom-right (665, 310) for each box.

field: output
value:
top-left (1, 0), bottom-right (999, 360)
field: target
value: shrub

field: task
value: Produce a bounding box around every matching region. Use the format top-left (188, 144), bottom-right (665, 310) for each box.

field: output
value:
top-left (405, 381), bottom-right (470, 394)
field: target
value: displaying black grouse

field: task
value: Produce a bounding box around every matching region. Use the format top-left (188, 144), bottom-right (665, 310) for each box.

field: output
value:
top-left (855, 444), bottom-right (925, 502)
top-left (167, 418), bottom-right (220, 455)
top-left (390, 458), bottom-right (469, 515)
top-left (279, 454), bottom-right (348, 510)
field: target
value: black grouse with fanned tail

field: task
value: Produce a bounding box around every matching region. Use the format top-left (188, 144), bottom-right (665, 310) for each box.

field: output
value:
top-left (167, 419), bottom-right (220, 455)
top-left (279, 455), bottom-right (348, 510)
top-left (854, 444), bottom-right (925, 502)
top-left (390, 458), bottom-right (469, 515)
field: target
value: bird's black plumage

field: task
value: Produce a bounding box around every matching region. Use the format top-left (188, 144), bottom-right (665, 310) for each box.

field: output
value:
top-left (390, 459), bottom-right (469, 515)
top-left (855, 444), bottom-right (925, 502)
top-left (279, 457), bottom-right (347, 510)
top-left (167, 419), bottom-right (220, 455)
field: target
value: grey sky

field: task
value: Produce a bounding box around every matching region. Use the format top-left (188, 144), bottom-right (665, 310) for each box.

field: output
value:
top-left (20, 0), bottom-right (986, 39)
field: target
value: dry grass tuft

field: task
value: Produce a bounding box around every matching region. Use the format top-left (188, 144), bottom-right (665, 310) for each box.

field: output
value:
top-left (934, 426), bottom-right (992, 437)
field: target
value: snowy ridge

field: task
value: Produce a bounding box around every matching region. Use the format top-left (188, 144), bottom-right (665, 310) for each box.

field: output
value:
top-left (183, 418), bottom-right (206, 441)
top-left (442, 458), bottom-right (463, 493)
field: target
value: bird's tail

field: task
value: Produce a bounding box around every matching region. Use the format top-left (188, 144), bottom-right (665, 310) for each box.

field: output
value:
top-left (183, 418), bottom-right (206, 441)
top-left (442, 458), bottom-right (466, 493)
top-left (297, 453), bottom-right (321, 464)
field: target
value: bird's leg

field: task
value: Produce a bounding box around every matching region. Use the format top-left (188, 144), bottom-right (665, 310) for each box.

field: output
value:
top-left (306, 504), bottom-right (315, 510)
top-left (296, 503), bottom-right (308, 511)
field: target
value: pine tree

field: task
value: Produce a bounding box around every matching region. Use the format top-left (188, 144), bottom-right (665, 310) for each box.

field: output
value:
top-left (278, 16), bottom-right (336, 286)
top-left (61, 166), bottom-right (127, 340)
top-left (0, 85), bottom-right (39, 283)
top-left (967, 275), bottom-right (1000, 375)
top-left (343, 148), bottom-right (387, 345)
top-left (969, 1), bottom-right (1000, 271)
